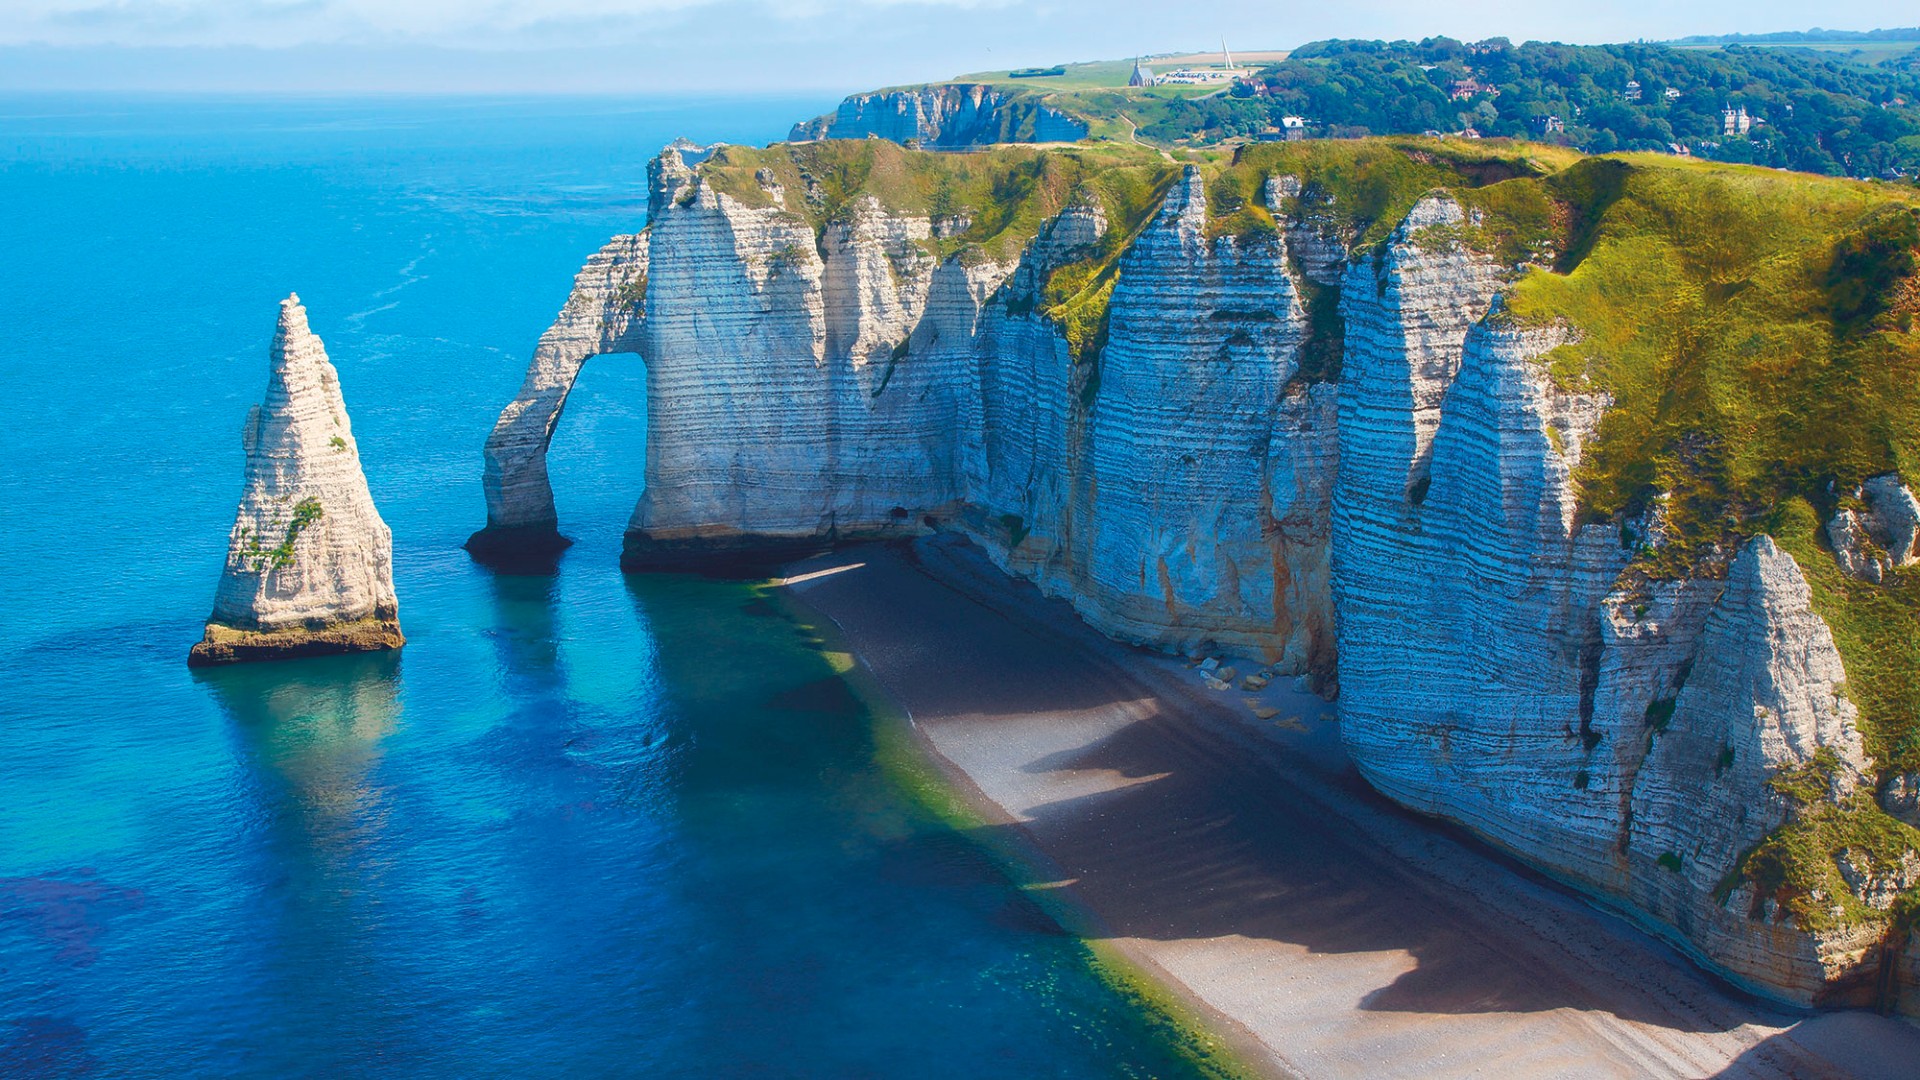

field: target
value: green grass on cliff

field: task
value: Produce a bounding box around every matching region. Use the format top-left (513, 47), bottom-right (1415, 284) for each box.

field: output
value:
top-left (1222, 146), bottom-right (1919, 812)
top-left (1487, 159), bottom-right (1920, 818)
top-left (697, 139), bottom-right (1183, 370)
top-left (1401, 153), bottom-right (1920, 938)
top-left (697, 140), bottom-right (1177, 263)
top-left (694, 135), bottom-right (1920, 942)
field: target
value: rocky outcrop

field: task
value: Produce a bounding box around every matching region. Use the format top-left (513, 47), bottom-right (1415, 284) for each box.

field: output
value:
top-left (1827, 473), bottom-right (1920, 583)
top-left (1625, 536), bottom-right (1871, 1000)
top-left (191, 295), bottom-right (402, 666)
top-left (986, 169), bottom-right (1333, 666)
top-left (619, 148), bottom-right (978, 567)
top-left (790, 85), bottom-right (1088, 147)
top-left (477, 146), bottom-right (1914, 1006)
top-left (480, 153), bottom-right (1337, 662)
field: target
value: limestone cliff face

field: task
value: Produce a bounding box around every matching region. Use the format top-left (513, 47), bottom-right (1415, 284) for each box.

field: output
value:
top-left (1329, 209), bottom-right (1882, 1004)
top-left (622, 150), bottom-right (979, 563)
top-left (790, 85), bottom-right (1089, 147)
top-left (978, 169), bottom-right (1333, 667)
top-left (479, 149), bottom-right (1904, 1004)
top-left (192, 295), bottom-right (401, 666)
top-left (1625, 536), bottom-right (1872, 1000)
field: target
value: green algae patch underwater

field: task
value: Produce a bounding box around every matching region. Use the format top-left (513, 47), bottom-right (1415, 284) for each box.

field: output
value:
top-left (766, 577), bottom-right (1260, 1080)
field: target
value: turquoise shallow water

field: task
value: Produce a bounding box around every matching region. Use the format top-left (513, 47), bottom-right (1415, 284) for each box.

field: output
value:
top-left (0, 96), bottom-right (1212, 1077)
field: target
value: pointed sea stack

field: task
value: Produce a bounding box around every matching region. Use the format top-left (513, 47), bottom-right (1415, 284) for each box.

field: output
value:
top-left (189, 294), bottom-right (404, 666)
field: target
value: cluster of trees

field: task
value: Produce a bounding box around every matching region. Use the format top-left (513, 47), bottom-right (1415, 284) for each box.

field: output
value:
top-left (1135, 38), bottom-right (1920, 179)
top-left (1670, 27), bottom-right (1920, 45)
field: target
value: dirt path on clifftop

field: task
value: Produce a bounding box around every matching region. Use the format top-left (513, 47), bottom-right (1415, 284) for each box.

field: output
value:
top-left (783, 537), bottom-right (1920, 1080)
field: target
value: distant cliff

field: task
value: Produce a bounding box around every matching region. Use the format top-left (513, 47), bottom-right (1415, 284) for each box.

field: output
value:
top-left (790, 84), bottom-right (1089, 147)
top-left (476, 136), bottom-right (1920, 1011)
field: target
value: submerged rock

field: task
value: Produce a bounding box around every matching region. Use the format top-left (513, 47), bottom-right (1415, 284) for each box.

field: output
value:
top-left (189, 295), bottom-right (402, 666)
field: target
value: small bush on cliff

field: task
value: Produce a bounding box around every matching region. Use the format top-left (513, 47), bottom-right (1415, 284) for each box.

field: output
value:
top-left (1722, 792), bottom-right (1920, 935)
top-left (235, 497), bottom-right (324, 573)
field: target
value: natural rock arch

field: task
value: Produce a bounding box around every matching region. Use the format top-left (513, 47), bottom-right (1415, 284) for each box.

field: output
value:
top-left (467, 233), bottom-right (649, 563)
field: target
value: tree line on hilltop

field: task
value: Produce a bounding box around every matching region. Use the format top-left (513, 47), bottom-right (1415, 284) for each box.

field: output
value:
top-left (1137, 37), bottom-right (1920, 179)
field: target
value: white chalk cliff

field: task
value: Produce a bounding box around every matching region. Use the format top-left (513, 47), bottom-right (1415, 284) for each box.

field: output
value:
top-left (477, 147), bottom-right (1916, 1008)
top-left (791, 85), bottom-right (1089, 147)
top-left (192, 295), bottom-right (401, 665)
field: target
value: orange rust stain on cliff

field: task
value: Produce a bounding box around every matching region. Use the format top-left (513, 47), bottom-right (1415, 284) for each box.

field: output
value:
top-left (1156, 555), bottom-right (1178, 620)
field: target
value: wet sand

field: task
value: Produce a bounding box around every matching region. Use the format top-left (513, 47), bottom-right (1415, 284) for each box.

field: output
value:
top-left (781, 535), bottom-right (1920, 1079)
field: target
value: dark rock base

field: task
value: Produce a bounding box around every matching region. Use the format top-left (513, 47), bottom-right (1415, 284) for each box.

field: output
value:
top-left (187, 617), bottom-right (406, 667)
top-left (465, 525), bottom-right (572, 573)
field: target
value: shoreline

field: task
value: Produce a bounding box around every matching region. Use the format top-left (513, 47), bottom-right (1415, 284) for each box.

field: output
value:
top-left (777, 535), bottom-right (1920, 1080)
top-left (769, 560), bottom-right (1267, 1079)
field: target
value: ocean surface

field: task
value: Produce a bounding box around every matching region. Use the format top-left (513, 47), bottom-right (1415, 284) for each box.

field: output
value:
top-left (0, 96), bottom-right (1213, 1078)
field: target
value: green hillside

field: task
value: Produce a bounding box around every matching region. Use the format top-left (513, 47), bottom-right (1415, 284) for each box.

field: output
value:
top-left (855, 37), bottom-right (1920, 180)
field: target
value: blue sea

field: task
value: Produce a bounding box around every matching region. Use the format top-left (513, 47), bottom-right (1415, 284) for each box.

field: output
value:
top-left (0, 96), bottom-right (1214, 1078)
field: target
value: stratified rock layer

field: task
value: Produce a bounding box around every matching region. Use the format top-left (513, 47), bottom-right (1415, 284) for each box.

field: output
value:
top-left (191, 295), bottom-right (401, 666)
top-left (477, 145), bottom-right (1915, 1006)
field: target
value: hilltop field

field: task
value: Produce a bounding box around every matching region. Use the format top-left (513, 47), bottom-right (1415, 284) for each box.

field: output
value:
top-left (862, 33), bottom-right (1920, 178)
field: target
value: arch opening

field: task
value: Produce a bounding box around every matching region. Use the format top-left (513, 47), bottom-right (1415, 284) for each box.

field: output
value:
top-left (466, 231), bottom-right (649, 570)
top-left (545, 351), bottom-right (647, 563)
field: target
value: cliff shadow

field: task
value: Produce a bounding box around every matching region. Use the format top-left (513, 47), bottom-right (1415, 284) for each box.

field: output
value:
top-left (1709, 1009), bottom-right (1920, 1078)
top-left (464, 526), bottom-right (571, 575)
top-left (958, 711), bottom-right (1754, 1028)
top-left (794, 542), bottom-right (1805, 1038)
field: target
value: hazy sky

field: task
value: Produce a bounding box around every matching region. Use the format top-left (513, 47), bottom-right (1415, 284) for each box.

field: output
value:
top-left (0, 0), bottom-right (1909, 92)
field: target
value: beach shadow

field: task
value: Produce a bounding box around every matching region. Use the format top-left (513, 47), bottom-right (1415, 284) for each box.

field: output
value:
top-left (1710, 1010), bottom-right (1920, 1078)
top-left (795, 540), bottom-right (1807, 1038)
top-left (965, 714), bottom-right (1611, 1019)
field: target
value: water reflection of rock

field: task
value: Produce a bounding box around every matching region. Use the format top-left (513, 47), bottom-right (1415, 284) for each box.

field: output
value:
top-left (198, 651), bottom-right (402, 873)
top-left (482, 569), bottom-right (565, 692)
top-left (196, 651), bottom-right (415, 1068)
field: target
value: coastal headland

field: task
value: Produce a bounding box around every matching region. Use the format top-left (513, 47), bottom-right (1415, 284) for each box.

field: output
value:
top-left (783, 535), bottom-right (1920, 1079)
top-left (473, 130), bottom-right (1920, 1013)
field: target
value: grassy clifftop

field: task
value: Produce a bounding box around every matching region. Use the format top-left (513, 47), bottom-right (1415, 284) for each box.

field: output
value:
top-left (684, 136), bottom-right (1920, 935)
top-left (1189, 143), bottom-right (1920, 933)
top-left (695, 140), bottom-right (1178, 263)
